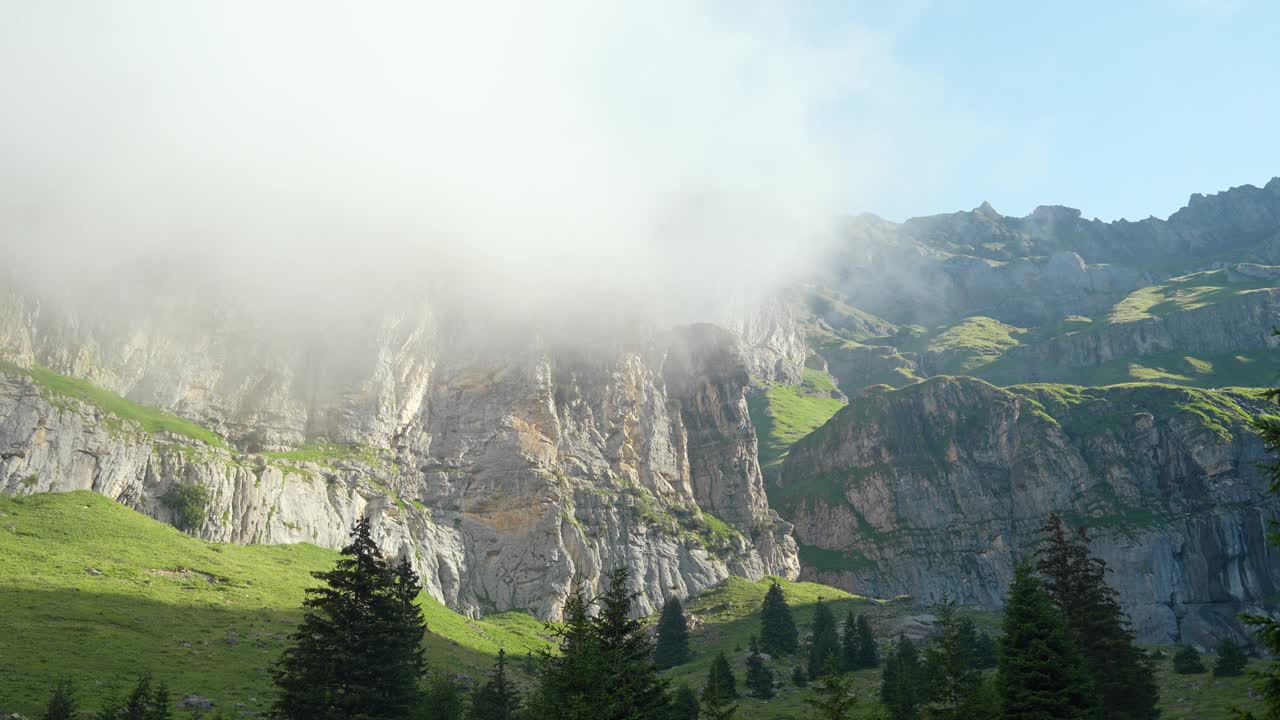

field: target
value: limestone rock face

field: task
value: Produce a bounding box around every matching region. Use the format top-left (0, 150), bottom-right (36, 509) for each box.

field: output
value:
top-left (776, 376), bottom-right (1280, 646)
top-left (0, 290), bottom-right (799, 620)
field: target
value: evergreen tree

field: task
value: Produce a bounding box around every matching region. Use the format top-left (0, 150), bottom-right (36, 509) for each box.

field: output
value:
top-left (655, 596), bottom-right (692, 669)
top-left (1234, 376), bottom-right (1280, 720)
top-left (416, 672), bottom-right (465, 720)
top-left (971, 630), bottom-right (997, 670)
top-left (744, 636), bottom-right (774, 699)
top-left (469, 649), bottom-right (521, 720)
top-left (997, 562), bottom-right (1094, 720)
top-left (272, 516), bottom-right (427, 720)
top-left (1172, 645), bottom-right (1206, 674)
top-left (123, 675), bottom-right (153, 720)
top-left (526, 568), bottom-right (670, 720)
top-left (704, 651), bottom-right (738, 703)
top-left (880, 634), bottom-right (924, 720)
top-left (804, 657), bottom-right (857, 720)
top-left (759, 580), bottom-right (799, 656)
top-left (42, 678), bottom-right (78, 720)
top-left (921, 604), bottom-right (984, 720)
top-left (840, 611), bottom-right (860, 671)
top-left (149, 680), bottom-right (171, 720)
top-left (1037, 514), bottom-right (1159, 720)
top-left (791, 665), bottom-right (809, 688)
top-left (854, 614), bottom-right (879, 669)
top-left (808, 598), bottom-right (840, 680)
top-left (671, 684), bottom-right (700, 720)
top-left (1215, 639), bottom-right (1248, 677)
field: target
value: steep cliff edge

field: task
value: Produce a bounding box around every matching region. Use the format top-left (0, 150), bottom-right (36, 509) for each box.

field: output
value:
top-left (775, 376), bottom-right (1280, 645)
top-left (0, 291), bottom-right (801, 620)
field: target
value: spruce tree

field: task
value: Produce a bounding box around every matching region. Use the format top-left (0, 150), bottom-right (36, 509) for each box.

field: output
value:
top-left (997, 562), bottom-right (1093, 720)
top-left (854, 614), bottom-right (879, 669)
top-left (880, 634), bottom-right (924, 720)
top-left (1173, 645), bottom-right (1206, 674)
top-left (123, 675), bottom-right (153, 720)
top-left (759, 580), bottom-right (798, 656)
top-left (921, 603), bottom-right (984, 720)
top-left (149, 680), bottom-right (171, 720)
top-left (273, 516), bottom-right (427, 720)
top-left (417, 672), bottom-right (466, 720)
top-left (840, 611), bottom-right (860, 671)
top-left (804, 657), bottom-right (857, 720)
top-left (42, 678), bottom-right (78, 720)
top-left (1037, 514), bottom-right (1159, 720)
top-left (972, 630), bottom-right (997, 670)
top-left (1215, 639), bottom-right (1248, 677)
top-left (704, 651), bottom-right (738, 703)
top-left (744, 636), bottom-right (774, 699)
top-left (808, 598), bottom-right (840, 680)
top-left (527, 568), bottom-right (671, 720)
top-left (1235, 377), bottom-right (1280, 720)
top-left (791, 664), bottom-right (809, 688)
top-left (469, 649), bottom-right (521, 720)
top-left (671, 684), bottom-right (700, 720)
top-left (655, 596), bottom-right (692, 669)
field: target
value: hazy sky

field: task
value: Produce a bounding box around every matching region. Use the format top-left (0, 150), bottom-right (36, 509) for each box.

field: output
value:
top-left (1, 1), bottom-right (1276, 327)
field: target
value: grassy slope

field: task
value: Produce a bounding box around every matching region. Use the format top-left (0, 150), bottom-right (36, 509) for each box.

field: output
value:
top-left (1107, 269), bottom-right (1276, 324)
top-left (0, 492), bottom-right (550, 716)
top-left (924, 316), bottom-right (1027, 374)
top-left (746, 369), bottom-right (846, 472)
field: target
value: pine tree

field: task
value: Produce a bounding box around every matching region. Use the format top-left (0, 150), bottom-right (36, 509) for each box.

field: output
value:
top-left (655, 596), bottom-right (692, 669)
top-left (841, 611), bottom-right (860, 671)
top-left (704, 651), bottom-right (738, 703)
top-left (808, 597), bottom-right (840, 679)
top-left (854, 614), bottom-right (879, 669)
top-left (526, 568), bottom-right (671, 720)
top-left (921, 603), bottom-right (984, 720)
top-left (149, 680), bottom-right (171, 720)
top-left (469, 649), bottom-right (521, 720)
top-left (1173, 645), bottom-right (1206, 674)
top-left (1234, 377), bottom-right (1280, 720)
top-left (1037, 514), bottom-right (1159, 720)
top-left (671, 684), bottom-right (700, 720)
top-left (804, 657), bottom-right (857, 720)
top-left (1215, 639), bottom-right (1248, 677)
top-left (997, 562), bottom-right (1094, 720)
top-left (880, 634), bottom-right (924, 720)
top-left (744, 636), bottom-right (774, 699)
top-left (42, 678), bottom-right (78, 720)
top-left (272, 516), bottom-right (427, 720)
top-left (759, 580), bottom-right (799, 656)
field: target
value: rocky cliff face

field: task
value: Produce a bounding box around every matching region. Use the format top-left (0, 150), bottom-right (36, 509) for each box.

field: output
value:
top-left (0, 288), bottom-right (800, 619)
top-left (776, 376), bottom-right (1280, 646)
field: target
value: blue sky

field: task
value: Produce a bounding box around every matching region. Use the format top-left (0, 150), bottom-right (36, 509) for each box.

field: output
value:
top-left (797, 0), bottom-right (1280, 222)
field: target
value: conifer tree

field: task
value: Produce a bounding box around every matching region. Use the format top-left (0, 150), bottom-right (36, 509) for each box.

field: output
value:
top-left (921, 603), bottom-right (984, 720)
top-left (997, 562), bottom-right (1094, 720)
top-left (655, 596), bottom-right (692, 669)
top-left (149, 680), bottom-right (171, 720)
top-left (1037, 514), bottom-right (1159, 720)
top-left (42, 678), bottom-right (78, 720)
top-left (744, 636), bottom-right (774, 699)
top-left (1214, 639), bottom-right (1248, 677)
top-left (791, 665), bottom-right (809, 688)
top-left (854, 614), bottom-right (879, 669)
top-left (273, 516), bottom-right (427, 720)
top-left (704, 651), bottom-right (738, 703)
top-left (526, 568), bottom-right (670, 720)
top-left (880, 634), bottom-right (924, 720)
top-left (759, 580), bottom-right (799, 656)
top-left (469, 649), bottom-right (521, 720)
top-left (124, 675), bottom-right (153, 720)
top-left (971, 629), bottom-right (997, 670)
top-left (840, 611), bottom-right (860, 671)
top-left (1234, 376), bottom-right (1280, 720)
top-left (808, 598), bottom-right (840, 680)
top-left (804, 657), bottom-right (857, 720)
top-left (671, 684), bottom-right (700, 720)
top-left (417, 672), bottom-right (466, 720)
top-left (1173, 645), bottom-right (1206, 674)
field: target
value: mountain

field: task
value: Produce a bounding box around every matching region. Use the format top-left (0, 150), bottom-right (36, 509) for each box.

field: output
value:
top-left (3, 177), bottom-right (1280, 652)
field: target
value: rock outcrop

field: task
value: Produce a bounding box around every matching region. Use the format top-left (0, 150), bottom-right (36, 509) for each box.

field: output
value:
top-left (0, 289), bottom-right (800, 620)
top-left (776, 376), bottom-right (1280, 646)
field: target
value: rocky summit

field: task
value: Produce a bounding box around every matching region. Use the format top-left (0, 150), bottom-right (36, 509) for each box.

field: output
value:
top-left (4, 178), bottom-right (1280, 648)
